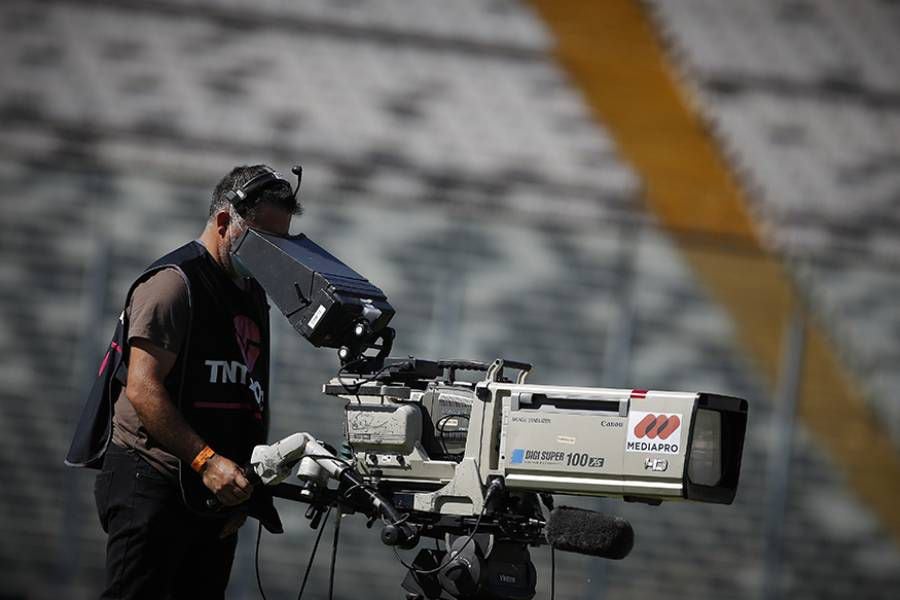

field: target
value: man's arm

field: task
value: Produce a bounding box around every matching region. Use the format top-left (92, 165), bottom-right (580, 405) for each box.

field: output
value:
top-left (126, 338), bottom-right (253, 506)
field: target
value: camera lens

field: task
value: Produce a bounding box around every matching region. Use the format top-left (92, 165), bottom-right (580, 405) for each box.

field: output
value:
top-left (688, 409), bottom-right (722, 486)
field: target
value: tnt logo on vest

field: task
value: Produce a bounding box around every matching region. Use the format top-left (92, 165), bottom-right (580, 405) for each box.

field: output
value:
top-left (625, 411), bottom-right (683, 455)
top-left (198, 315), bottom-right (266, 412)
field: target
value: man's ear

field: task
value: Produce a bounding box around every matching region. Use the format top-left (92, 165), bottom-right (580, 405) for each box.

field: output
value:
top-left (214, 210), bottom-right (231, 237)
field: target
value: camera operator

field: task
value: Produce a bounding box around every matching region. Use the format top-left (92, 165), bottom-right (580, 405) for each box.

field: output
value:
top-left (67, 165), bottom-right (300, 599)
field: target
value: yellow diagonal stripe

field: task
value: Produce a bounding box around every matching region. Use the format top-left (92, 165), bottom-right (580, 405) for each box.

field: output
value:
top-left (528, 0), bottom-right (900, 540)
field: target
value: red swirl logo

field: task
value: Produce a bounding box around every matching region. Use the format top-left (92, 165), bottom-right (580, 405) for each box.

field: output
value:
top-left (234, 315), bottom-right (261, 372)
top-left (633, 414), bottom-right (681, 440)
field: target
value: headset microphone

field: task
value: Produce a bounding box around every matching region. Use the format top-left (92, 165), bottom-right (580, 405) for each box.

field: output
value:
top-left (290, 165), bottom-right (302, 200)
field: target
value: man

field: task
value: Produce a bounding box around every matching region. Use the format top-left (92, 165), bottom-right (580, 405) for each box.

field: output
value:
top-left (66, 164), bottom-right (300, 599)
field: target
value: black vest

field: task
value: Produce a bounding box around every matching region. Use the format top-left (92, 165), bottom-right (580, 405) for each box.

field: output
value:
top-left (66, 241), bottom-right (282, 531)
top-left (165, 241), bottom-right (270, 464)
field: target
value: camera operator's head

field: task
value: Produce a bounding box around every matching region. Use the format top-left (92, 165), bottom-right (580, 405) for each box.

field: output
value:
top-left (204, 164), bottom-right (302, 278)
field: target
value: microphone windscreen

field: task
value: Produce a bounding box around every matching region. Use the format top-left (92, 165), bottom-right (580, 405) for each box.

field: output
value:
top-left (546, 506), bottom-right (634, 560)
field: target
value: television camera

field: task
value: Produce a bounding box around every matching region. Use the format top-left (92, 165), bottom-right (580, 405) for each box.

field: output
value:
top-left (229, 229), bottom-right (749, 600)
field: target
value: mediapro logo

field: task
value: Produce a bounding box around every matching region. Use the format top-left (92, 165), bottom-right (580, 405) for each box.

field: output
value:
top-left (626, 411), bottom-right (683, 455)
top-left (633, 414), bottom-right (681, 440)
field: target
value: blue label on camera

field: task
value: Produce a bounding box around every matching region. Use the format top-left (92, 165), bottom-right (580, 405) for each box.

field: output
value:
top-left (510, 448), bottom-right (525, 464)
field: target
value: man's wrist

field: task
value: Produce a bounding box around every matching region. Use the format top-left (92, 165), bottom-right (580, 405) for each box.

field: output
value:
top-left (191, 445), bottom-right (216, 473)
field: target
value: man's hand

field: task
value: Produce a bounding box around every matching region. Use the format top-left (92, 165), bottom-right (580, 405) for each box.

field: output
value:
top-left (202, 454), bottom-right (254, 506)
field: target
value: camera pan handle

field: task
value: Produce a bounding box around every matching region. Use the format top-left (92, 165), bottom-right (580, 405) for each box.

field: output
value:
top-left (486, 358), bottom-right (533, 384)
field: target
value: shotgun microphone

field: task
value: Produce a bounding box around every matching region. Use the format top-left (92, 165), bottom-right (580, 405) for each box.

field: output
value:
top-left (545, 506), bottom-right (634, 560)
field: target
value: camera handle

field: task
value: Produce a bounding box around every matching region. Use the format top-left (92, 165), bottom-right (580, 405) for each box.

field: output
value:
top-left (206, 432), bottom-right (418, 548)
top-left (435, 358), bottom-right (532, 384)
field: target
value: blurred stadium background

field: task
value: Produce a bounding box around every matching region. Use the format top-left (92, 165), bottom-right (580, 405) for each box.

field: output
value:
top-left (2, 0), bottom-right (899, 598)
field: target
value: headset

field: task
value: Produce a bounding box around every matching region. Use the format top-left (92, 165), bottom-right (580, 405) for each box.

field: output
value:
top-left (223, 165), bottom-right (303, 217)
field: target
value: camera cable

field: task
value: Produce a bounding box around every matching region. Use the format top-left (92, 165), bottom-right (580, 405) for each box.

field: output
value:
top-left (550, 546), bottom-right (556, 600)
top-left (390, 479), bottom-right (502, 576)
top-left (390, 505), bottom-right (487, 576)
top-left (335, 358), bottom-right (367, 401)
top-left (297, 505), bottom-right (333, 600)
top-left (255, 521), bottom-right (268, 600)
top-left (328, 508), bottom-right (342, 600)
top-left (253, 451), bottom-right (372, 600)
top-left (434, 413), bottom-right (470, 456)
top-left (334, 358), bottom-right (413, 400)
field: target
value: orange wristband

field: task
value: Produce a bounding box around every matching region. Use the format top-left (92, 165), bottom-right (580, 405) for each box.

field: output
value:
top-left (191, 445), bottom-right (215, 473)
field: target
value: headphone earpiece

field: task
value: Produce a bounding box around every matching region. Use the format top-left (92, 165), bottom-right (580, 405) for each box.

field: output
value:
top-left (226, 166), bottom-right (296, 217)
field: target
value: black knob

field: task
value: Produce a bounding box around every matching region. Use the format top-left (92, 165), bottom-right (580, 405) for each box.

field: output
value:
top-left (381, 524), bottom-right (400, 546)
top-left (381, 523), bottom-right (417, 548)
